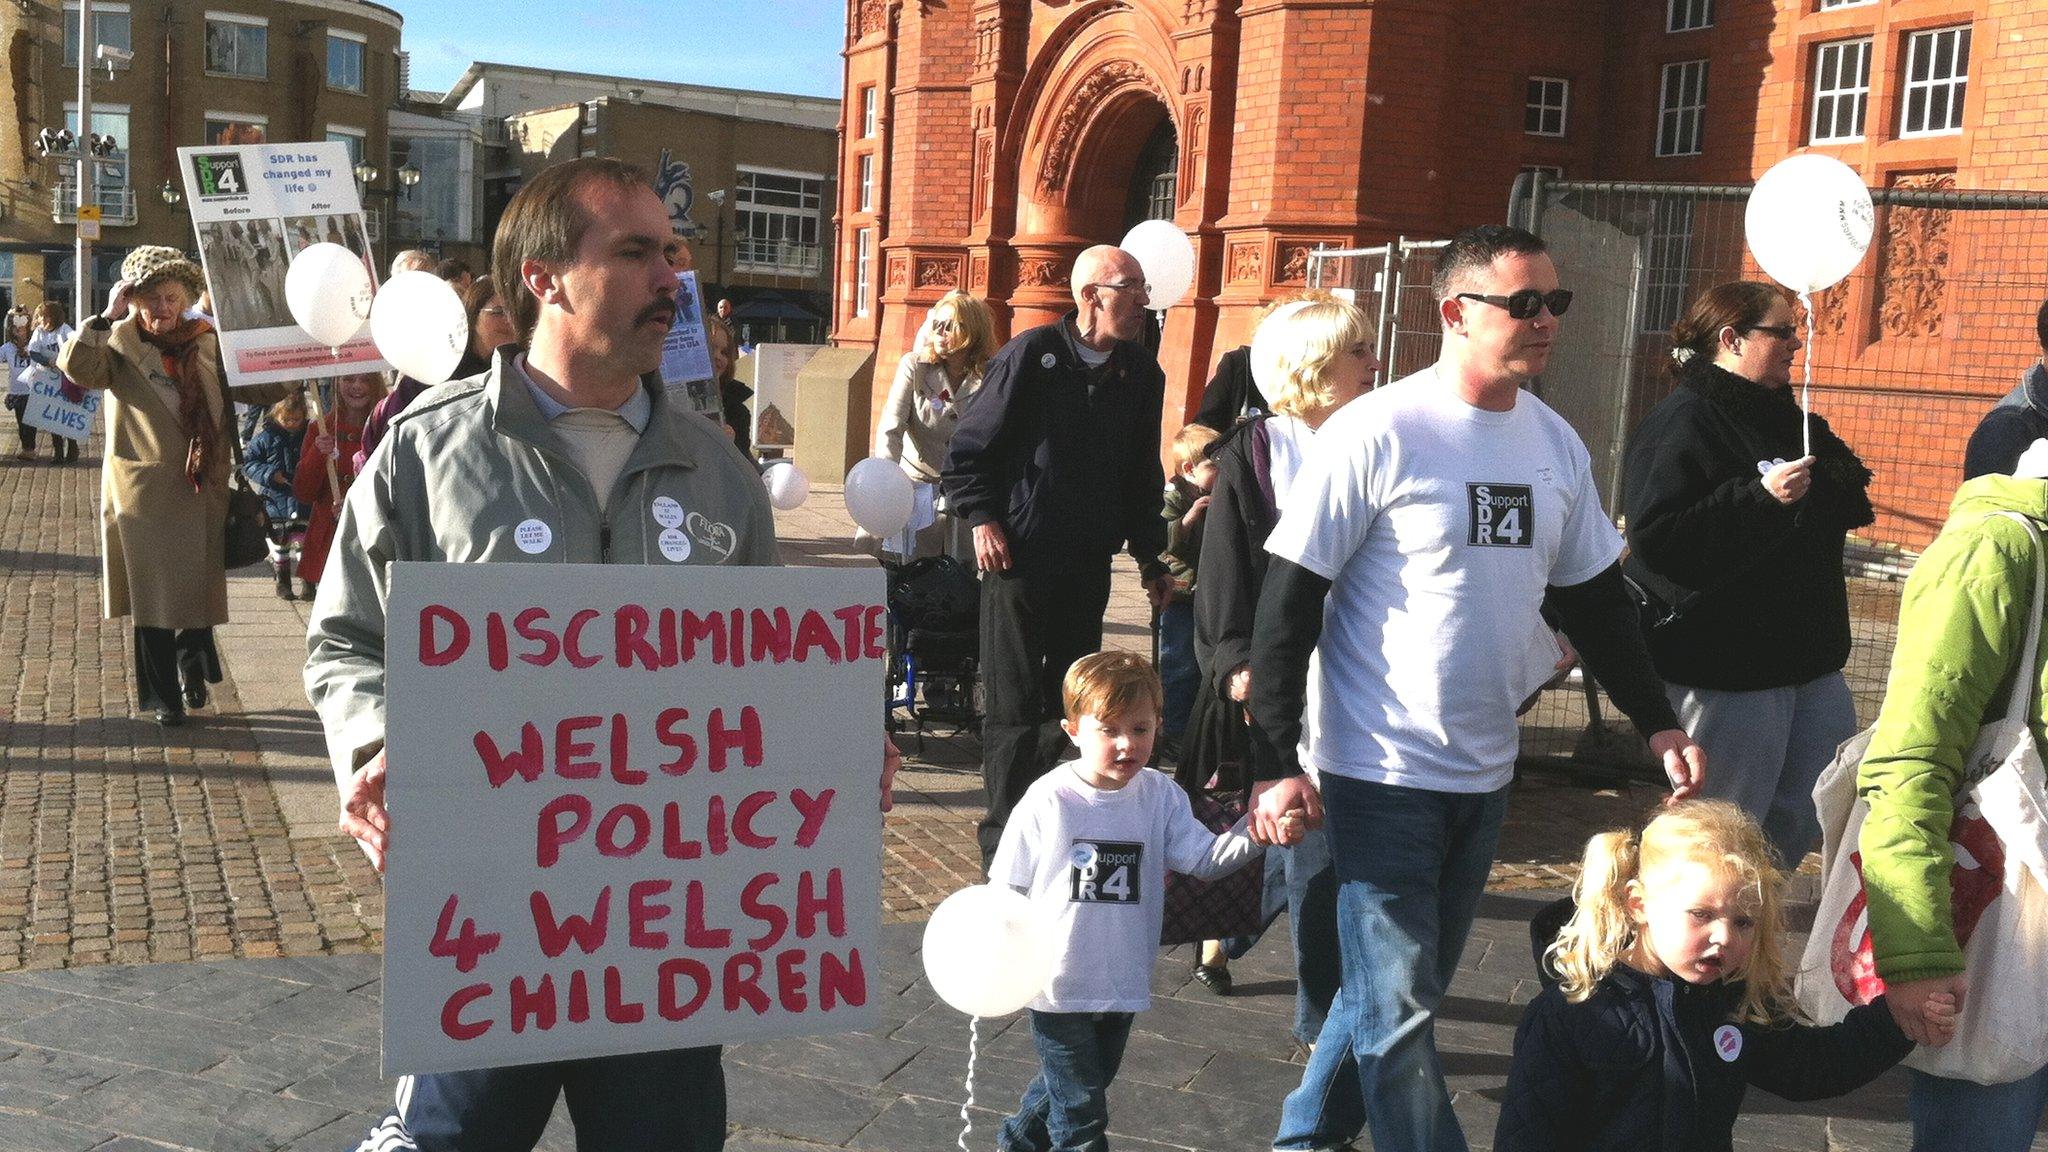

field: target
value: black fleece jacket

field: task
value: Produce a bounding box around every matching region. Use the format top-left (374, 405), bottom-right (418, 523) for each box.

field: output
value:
top-left (1496, 964), bottom-right (1912, 1152)
top-left (1621, 363), bottom-right (1874, 692)
top-left (1193, 416), bottom-right (1281, 692)
top-left (941, 313), bottom-right (1167, 578)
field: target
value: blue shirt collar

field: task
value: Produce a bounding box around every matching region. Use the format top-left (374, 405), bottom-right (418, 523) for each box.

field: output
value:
top-left (513, 353), bottom-right (651, 433)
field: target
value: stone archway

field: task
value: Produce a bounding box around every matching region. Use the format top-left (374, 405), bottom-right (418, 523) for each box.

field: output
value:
top-left (1006, 27), bottom-right (1179, 332)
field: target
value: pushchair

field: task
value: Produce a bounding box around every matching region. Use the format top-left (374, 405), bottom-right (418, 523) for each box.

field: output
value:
top-left (883, 554), bottom-right (981, 750)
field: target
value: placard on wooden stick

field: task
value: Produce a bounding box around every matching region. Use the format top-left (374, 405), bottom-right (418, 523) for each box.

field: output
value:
top-left (383, 562), bottom-right (886, 1076)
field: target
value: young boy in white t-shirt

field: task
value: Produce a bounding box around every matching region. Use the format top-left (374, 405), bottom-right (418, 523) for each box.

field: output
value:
top-left (991, 651), bottom-right (1297, 1152)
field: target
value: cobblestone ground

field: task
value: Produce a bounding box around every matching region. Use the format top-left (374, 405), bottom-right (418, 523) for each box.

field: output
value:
top-left (0, 439), bottom-right (383, 972)
top-left (4, 443), bottom-right (1689, 974)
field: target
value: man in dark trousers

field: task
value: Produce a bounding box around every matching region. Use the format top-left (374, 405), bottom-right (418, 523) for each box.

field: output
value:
top-left (944, 243), bottom-right (1177, 868)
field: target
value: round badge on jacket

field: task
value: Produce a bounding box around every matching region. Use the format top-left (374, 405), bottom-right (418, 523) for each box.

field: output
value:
top-left (651, 496), bottom-right (684, 528)
top-left (514, 519), bottom-right (552, 554)
top-left (1040, 353), bottom-right (1057, 369)
top-left (1713, 1023), bottom-right (1743, 1062)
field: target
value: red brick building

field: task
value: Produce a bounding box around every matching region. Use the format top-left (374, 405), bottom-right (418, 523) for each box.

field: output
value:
top-left (834, 0), bottom-right (2048, 546)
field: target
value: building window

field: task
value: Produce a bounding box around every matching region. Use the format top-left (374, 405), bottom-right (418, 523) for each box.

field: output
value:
top-left (327, 32), bottom-right (365, 93)
top-left (204, 14), bottom-right (268, 78)
top-left (857, 154), bottom-right (874, 212)
top-left (325, 127), bottom-right (365, 167)
top-left (1525, 77), bottom-right (1568, 137)
top-left (63, 103), bottom-right (130, 154)
top-left (390, 135), bottom-right (472, 243)
top-left (1810, 38), bottom-right (1872, 143)
top-left (1656, 60), bottom-right (1708, 157)
top-left (1640, 199), bottom-right (1695, 334)
top-left (1666, 0), bottom-right (1711, 32)
top-left (860, 86), bottom-right (877, 138)
top-left (1901, 25), bottom-right (1971, 137)
top-left (735, 168), bottom-right (824, 275)
top-left (855, 229), bottom-right (872, 319)
top-left (62, 3), bottom-right (131, 68)
top-left (1818, 0), bottom-right (1874, 8)
top-left (204, 112), bottom-right (267, 145)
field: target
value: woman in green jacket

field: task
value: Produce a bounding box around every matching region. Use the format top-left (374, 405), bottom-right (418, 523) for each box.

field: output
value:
top-left (1858, 472), bottom-right (2048, 1151)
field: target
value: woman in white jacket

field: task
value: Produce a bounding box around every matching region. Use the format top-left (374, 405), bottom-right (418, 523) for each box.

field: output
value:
top-left (873, 289), bottom-right (997, 560)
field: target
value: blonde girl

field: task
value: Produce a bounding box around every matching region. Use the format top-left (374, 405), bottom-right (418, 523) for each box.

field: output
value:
top-left (1495, 800), bottom-right (1943, 1151)
top-left (873, 289), bottom-right (999, 558)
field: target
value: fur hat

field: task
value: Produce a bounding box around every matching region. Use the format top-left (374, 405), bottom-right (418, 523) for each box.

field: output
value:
top-left (121, 245), bottom-right (207, 299)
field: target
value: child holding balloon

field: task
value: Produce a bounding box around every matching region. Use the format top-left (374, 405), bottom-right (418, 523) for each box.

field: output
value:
top-left (989, 651), bottom-right (1299, 1152)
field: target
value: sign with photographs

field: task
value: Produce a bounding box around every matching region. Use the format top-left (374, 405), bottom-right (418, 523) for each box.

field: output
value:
top-left (176, 142), bottom-right (391, 386)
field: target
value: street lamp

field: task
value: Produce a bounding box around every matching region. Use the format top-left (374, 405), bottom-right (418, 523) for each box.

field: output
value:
top-left (352, 161), bottom-right (381, 187)
top-left (706, 188), bottom-right (727, 294)
top-left (159, 180), bottom-right (181, 206)
top-left (397, 164), bottom-right (421, 191)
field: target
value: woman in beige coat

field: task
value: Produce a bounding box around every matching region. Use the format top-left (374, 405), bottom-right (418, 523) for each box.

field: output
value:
top-left (60, 246), bottom-right (292, 726)
top-left (873, 289), bottom-right (997, 560)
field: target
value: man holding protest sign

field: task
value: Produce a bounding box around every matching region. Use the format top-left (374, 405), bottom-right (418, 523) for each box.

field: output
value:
top-left (306, 157), bottom-right (898, 1152)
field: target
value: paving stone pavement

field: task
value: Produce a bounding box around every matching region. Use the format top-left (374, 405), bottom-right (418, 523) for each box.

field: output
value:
top-left (8, 436), bottom-right (2041, 1149)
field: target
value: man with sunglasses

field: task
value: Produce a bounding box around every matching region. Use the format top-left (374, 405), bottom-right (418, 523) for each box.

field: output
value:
top-left (944, 244), bottom-right (1178, 870)
top-left (1244, 224), bottom-right (1706, 1152)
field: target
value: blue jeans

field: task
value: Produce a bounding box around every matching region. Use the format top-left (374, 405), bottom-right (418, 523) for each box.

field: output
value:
top-left (1909, 1066), bottom-right (2048, 1152)
top-left (350, 1047), bottom-right (725, 1151)
top-left (1158, 598), bottom-right (1198, 740)
top-left (1280, 824), bottom-right (1340, 1047)
top-left (1668, 671), bottom-right (1857, 869)
top-left (1273, 775), bottom-right (1511, 1152)
top-left (1000, 1010), bottom-right (1135, 1152)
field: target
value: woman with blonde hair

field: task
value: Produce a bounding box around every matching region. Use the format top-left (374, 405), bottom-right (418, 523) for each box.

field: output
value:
top-left (874, 289), bottom-right (999, 558)
top-left (1184, 298), bottom-right (1375, 1020)
top-left (1495, 800), bottom-right (1934, 1150)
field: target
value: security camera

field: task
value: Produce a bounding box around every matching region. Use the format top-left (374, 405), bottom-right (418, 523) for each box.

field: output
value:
top-left (95, 44), bottom-right (134, 64)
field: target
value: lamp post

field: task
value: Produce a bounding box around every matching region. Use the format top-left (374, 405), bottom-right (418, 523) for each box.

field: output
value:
top-left (706, 188), bottom-right (727, 297)
top-left (73, 0), bottom-right (92, 321)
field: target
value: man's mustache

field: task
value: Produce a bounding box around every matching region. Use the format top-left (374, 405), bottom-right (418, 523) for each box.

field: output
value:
top-left (639, 300), bottom-right (677, 326)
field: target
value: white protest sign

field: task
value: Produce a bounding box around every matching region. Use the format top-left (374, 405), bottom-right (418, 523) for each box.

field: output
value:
top-left (177, 142), bottom-right (390, 386)
top-left (383, 562), bottom-right (886, 1076)
top-left (660, 270), bottom-right (718, 421)
top-left (751, 343), bottom-right (825, 451)
top-left (19, 365), bottom-right (99, 442)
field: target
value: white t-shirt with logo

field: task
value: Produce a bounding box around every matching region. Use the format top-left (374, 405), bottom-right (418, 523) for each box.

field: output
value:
top-left (1264, 367), bottom-right (1621, 794)
top-left (990, 763), bottom-right (1259, 1013)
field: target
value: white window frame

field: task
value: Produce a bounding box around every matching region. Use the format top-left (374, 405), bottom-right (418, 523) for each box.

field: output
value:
top-left (1900, 25), bottom-right (1971, 138)
top-left (857, 154), bottom-right (874, 212)
top-left (855, 229), bottom-right (873, 319)
top-left (1809, 37), bottom-right (1873, 143)
top-left (1666, 0), bottom-right (1711, 32)
top-left (62, 100), bottom-right (130, 154)
top-left (734, 166), bottom-right (825, 275)
top-left (860, 86), bottom-right (877, 138)
top-left (1656, 59), bottom-right (1709, 157)
top-left (204, 12), bottom-right (268, 79)
top-left (62, 2), bottom-right (131, 68)
top-left (1524, 77), bottom-right (1568, 137)
top-left (1522, 164), bottom-right (1565, 181)
top-left (327, 30), bottom-right (366, 93)
top-left (1818, 0), bottom-right (1875, 8)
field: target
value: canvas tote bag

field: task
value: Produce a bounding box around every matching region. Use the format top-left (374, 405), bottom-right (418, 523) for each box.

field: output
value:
top-left (1798, 511), bottom-right (2048, 1084)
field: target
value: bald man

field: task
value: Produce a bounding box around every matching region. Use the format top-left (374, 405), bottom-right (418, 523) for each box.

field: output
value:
top-left (943, 245), bottom-right (1177, 868)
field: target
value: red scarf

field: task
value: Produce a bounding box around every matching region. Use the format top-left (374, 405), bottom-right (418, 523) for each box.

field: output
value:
top-left (137, 316), bottom-right (217, 491)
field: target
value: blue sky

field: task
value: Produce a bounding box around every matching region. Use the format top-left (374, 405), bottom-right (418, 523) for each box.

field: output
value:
top-left (398, 0), bottom-right (846, 99)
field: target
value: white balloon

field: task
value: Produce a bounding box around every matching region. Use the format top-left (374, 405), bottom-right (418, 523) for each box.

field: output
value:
top-left (921, 884), bottom-right (1056, 1018)
top-left (1249, 299), bottom-right (1318, 399)
top-left (1744, 154), bottom-right (1875, 295)
top-left (1120, 219), bottom-right (1196, 311)
top-left (284, 243), bottom-right (373, 348)
top-left (763, 461), bottom-right (810, 511)
top-left (370, 271), bottom-right (470, 385)
top-left (844, 456), bottom-right (915, 537)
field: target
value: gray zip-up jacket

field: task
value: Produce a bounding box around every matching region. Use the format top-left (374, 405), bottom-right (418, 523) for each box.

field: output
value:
top-left (304, 348), bottom-right (779, 792)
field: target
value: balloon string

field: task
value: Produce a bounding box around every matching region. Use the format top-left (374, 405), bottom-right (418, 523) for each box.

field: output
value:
top-left (958, 1016), bottom-right (980, 1152)
top-left (1799, 290), bottom-right (1814, 459)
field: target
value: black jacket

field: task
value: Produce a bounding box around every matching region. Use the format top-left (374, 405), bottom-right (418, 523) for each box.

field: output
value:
top-left (941, 313), bottom-right (1168, 577)
top-left (1622, 363), bottom-right (1874, 691)
top-left (1496, 965), bottom-right (1912, 1152)
top-left (1964, 362), bottom-right (2048, 480)
top-left (1194, 416), bottom-right (1281, 690)
top-left (1193, 345), bottom-right (1268, 432)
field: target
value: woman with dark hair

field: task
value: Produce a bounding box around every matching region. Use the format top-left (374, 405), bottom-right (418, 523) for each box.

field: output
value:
top-left (453, 274), bottom-right (517, 381)
top-left (1622, 280), bottom-right (1874, 867)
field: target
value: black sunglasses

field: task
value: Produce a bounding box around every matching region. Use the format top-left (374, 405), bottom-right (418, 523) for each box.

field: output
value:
top-left (1743, 324), bottom-right (1798, 340)
top-left (1456, 289), bottom-right (1573, 320)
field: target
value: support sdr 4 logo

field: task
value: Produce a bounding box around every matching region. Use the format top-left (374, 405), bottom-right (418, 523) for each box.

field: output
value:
top-left (1067, 841), bottom-right (1143, 904)
top-left (1467, 483), bottom-right (1534, 548)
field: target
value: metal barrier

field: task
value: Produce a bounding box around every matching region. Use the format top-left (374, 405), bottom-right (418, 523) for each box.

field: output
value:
top-left (1307, 238), bottom-right (1449, 388)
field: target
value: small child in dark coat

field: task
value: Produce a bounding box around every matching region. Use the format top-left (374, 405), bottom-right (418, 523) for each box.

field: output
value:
top-left (241, 391), bottom-right (310, 600)
top-left (1496, 800), bottom-right (1952, 1152)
